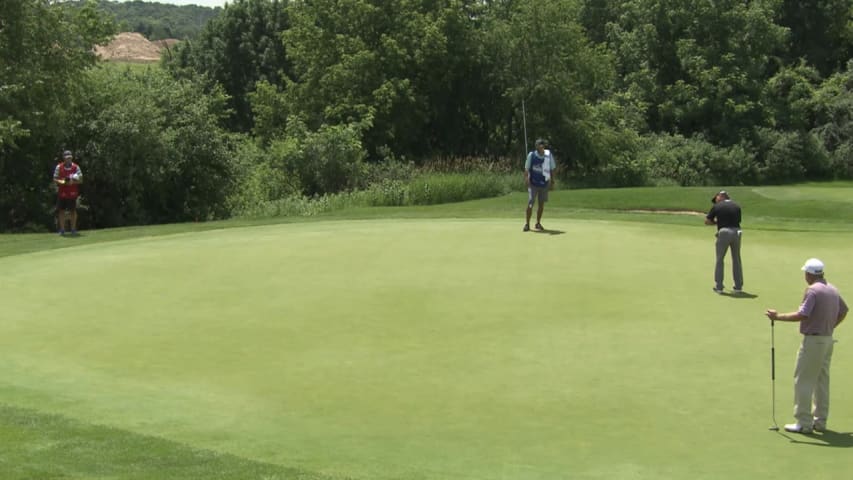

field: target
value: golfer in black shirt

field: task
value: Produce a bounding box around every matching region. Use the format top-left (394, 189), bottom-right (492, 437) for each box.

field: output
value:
top-left (705, 190), bottom-right (743, 294)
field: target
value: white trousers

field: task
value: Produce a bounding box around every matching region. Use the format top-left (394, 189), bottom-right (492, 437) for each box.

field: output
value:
top-left (793, 335), bottom-right (834, 427)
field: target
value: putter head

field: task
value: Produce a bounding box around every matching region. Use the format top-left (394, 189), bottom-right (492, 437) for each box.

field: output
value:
top-left (769, 426), bottom-right (780, 431)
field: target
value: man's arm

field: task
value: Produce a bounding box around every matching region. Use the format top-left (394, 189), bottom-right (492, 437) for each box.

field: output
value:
top-left (837, 297), bottom-right (849, 327)
top-left (53, 165), bottom-right (65, 185)
top-left (705, 205), bottom-right (717, 225)
top-left (548, 156), bottom-right (556, 190)
top-left (765, 309), bottom-right (807, 322)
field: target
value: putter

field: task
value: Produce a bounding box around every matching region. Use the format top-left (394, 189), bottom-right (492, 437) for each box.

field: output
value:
top-left (769, 317), bottom-right (779, 431)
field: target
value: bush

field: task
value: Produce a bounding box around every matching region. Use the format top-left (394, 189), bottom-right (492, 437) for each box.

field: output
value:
top-left (830, 143), bottom-right (853, 178)
top-left (361, 179), bottom-right (409, 206)
top-left (639, 133), bottom-right (756, 186)
top-left (225, 138), bottom-right (302, 217)
top-left (67, 67), bottom-right (235, 227)
top-left (755, 129), bottom-right (831, 183)
top-left (363, 157), bottom-right (416, 186)
top-left (282, 120), bottom-right (370, 196)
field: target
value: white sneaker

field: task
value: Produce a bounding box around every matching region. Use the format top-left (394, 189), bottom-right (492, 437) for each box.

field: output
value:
top-left (732, 288), bottom-right (743, 294)
top-left (713, 287), bottom-right (724, 294)
top-left (813, 422), bottom-right (826, 432)
top-left (784, 423), bottom-right (813, 434)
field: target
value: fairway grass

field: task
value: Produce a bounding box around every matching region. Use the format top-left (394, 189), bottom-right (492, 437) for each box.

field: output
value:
top-left (2, 214), bottom-right (853, 479)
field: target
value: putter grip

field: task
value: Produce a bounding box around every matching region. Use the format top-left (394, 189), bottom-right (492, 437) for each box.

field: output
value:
top-left (771, 347), bottom-right (775, 380)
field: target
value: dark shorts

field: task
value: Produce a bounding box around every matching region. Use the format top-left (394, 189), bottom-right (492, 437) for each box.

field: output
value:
top-left (57, 197), bottom-right (77, 212)
top-left (528, 186), bottom-right (549, 206)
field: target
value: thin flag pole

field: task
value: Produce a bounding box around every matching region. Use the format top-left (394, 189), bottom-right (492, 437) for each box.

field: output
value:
top-left (522, 99), bottom-right (529, 155)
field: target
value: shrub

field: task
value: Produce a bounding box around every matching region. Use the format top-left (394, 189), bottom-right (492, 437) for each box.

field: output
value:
top-left (830, 143), bottom-right (853, 178)
top-left (755, 129), bottom-right (831, 183)
top-left (283, 120), bottom-right (370, 196)
top-left (639, 133), bottom-right (756, 186)
top-left (226, 138), bottom-right (302, 217)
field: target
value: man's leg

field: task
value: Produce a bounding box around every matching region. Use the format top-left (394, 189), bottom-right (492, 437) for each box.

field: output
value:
top-left (793, 336), bottom-right (829, 428)
top-left (69, 207), bottom-right (78, 233)
top-left (714, 232), bottom-right (729, 290)
top-left (524, 188), bottom-right (534, 230)
top-left (812, 338), bottom-right (834, 428)
top-left (57, 209), bottom-right (67, 234)
top-left (730, 230), bottom-right (743, 289)
top-left (535, 188), bottom-right (547, 229)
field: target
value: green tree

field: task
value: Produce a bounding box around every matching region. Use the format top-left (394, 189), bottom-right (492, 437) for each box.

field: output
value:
top-left (483, 0), bottom-right (626, 173)
top-left (0, 0), bottom-right (114, 231)
top-left (607, 0), bottom-right (787, 145)
top-left (165, 0), bottom-right (290, 133)
top-left (811, 61), bottom-right (853, 178)
top-left (283, 0), bottom-right (488, 158)
top-left (66, 66), bottom-right (235, 226)
top-left (777, 0), bottom-right (853, 77)
top-left (764, 61), bottom-right (820, 132)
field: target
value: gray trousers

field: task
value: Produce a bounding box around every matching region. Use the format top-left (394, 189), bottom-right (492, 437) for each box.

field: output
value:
top-left (714, 227), bottom-right (743, 290)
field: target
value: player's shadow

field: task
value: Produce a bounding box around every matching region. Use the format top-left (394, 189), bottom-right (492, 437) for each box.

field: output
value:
top-left (786, 430), bottom-right (853, 448)
top-left (532, 229), bottom-right (565, 236)
top-left (721, 291), bottom-right (759, 299)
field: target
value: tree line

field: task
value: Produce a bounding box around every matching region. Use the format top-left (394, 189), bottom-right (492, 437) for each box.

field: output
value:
top-left (2, 0), bottom-right (853, 232)
top-left (84, 0), bottom-right (221, 40)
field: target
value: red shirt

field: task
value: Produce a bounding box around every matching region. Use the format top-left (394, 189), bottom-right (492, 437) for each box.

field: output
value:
top-left (54, 162), bottom-right (81, 199)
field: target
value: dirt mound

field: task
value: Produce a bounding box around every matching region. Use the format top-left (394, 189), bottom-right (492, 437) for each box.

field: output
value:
top-left (95, 32), bottom-right (180, 63)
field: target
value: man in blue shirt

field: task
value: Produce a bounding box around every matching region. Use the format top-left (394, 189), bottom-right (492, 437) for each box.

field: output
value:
top-left (523, 138), bottom-right (556, 232)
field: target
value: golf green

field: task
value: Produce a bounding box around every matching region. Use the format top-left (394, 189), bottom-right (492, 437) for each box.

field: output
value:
top-left (1, 218), bottom-right (851, 479)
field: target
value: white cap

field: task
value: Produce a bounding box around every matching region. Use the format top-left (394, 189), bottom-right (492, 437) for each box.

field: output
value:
top-left (801, 258), bottom-right (825, 275)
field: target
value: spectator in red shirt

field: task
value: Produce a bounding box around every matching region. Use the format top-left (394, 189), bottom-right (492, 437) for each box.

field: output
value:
top-left (53, 150), bottom-right (83, 236)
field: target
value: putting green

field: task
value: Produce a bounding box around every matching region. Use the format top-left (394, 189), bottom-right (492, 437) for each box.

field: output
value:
top-left (1, 219), bottom-right (851, 479)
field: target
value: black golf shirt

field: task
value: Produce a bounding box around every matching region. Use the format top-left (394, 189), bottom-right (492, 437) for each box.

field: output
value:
top-left (706, 200), bottom-right (741, 230)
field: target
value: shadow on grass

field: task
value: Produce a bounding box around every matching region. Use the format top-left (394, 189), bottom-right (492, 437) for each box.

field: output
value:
top-left (718, 291), bottom-right (759, 299)
top-left (532, 229), bottom-right (566, 236)
top-left (783, 430), bottom-right (853, 448)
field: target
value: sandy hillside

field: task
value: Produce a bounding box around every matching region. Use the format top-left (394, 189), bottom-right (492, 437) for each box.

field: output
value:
top-left (95, 32), bottom-right (179, 63)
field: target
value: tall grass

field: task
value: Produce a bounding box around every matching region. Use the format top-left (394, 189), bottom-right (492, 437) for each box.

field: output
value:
top-left (236, 171), bottom-right (522, 218)
top-left (408, 172), bottom-right (519, 205)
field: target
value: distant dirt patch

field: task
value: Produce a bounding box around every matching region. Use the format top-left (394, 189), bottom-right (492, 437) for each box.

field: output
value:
top-left (95, 32), bottom-right (180, 63)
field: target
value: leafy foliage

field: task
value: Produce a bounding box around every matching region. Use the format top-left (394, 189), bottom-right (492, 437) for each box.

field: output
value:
top-left (66, 66), bottom-right (235, 226)
top-left (607, 0), bottom-right (788, 145)
top-left (165, 0), bottom-right (290, 132)
top-left (811, 61), bottom-right (853, 178)
top-left (0, 0), bottom-right (115, 231)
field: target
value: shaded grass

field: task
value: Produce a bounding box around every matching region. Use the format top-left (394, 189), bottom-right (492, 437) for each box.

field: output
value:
top-left (0, 404), bottom-right (328, 480)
